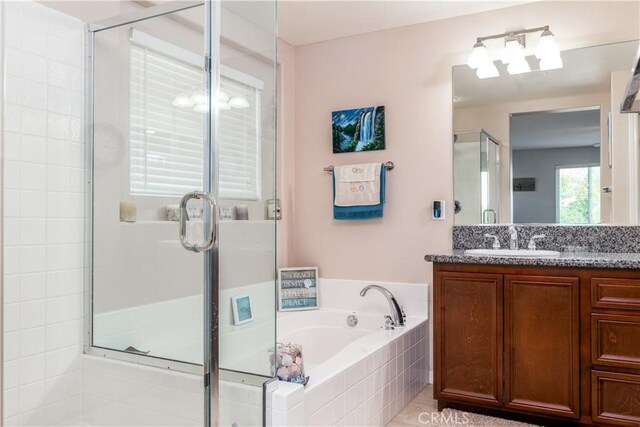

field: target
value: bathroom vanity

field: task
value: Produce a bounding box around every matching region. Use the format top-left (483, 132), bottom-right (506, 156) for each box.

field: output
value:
top-left (426, 226), bottom-right (640, 427)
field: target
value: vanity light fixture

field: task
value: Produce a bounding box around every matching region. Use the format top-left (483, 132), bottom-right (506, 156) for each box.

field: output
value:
top-left (468, 25), bottom-right (562, 79)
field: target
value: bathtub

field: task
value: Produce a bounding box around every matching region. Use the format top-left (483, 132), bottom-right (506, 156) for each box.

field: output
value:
top-left (274, 299), bottom-right (429, 426)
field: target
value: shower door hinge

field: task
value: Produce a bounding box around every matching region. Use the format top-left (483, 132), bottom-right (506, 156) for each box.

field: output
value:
top-left (205, 55), bottom-right (212, 72)
top-left (204, 372), bottom-right (210, 387)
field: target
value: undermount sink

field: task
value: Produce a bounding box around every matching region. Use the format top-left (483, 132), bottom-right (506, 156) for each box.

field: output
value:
top-left (464, 249), bottom-right (561, 258)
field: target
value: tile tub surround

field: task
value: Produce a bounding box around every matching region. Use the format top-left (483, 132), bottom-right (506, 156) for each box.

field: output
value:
top-left (271, 278), bottom-right (429, 426)
top-left (452, 225), bottom-right (640, 253)
top-left (271, 320), bottom-right (429, 426)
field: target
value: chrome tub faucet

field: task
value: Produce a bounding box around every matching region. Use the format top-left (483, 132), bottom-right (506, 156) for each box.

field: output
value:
top-left (360, 285), bottom-right (406, 328)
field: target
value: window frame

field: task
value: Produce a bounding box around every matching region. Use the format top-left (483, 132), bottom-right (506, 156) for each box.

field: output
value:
top-left (555, 163), bottom-right (601, 224)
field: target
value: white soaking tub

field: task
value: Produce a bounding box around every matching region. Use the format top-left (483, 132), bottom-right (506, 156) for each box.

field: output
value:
top-left (275, 305), bottom-right (429, 426)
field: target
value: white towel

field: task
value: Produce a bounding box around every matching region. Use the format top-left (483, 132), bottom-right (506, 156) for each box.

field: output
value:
top-left (338, 163), bottom-right (377, 182)
top-left (334, 163), bottom-right (381, 207)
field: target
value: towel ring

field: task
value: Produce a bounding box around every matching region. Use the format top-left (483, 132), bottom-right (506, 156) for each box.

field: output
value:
top-left (324, 161), bottom-right (394, 174)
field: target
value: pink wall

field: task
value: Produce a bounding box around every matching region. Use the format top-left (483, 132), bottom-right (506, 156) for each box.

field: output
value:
top-left (287, 1), bottom-right (640, 283)
top-left (277, 39), bottom-right (296, 268)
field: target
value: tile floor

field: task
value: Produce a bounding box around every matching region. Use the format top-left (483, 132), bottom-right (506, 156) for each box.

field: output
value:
top-left (388, 385), bottom-right (538, 427)
top-left (388, 385), bottom-right (437, 426)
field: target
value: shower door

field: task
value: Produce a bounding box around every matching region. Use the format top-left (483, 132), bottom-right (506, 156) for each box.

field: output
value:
top-left (453, 130), bottom-right (501, 224)
top-left (88, 1), bottom-right (277, 426)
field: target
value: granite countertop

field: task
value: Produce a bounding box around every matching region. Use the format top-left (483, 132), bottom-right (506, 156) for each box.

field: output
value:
top-left (424, 250), bottom-right (640, 269)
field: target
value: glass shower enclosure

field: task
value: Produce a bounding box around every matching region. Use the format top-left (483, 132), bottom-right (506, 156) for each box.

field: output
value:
top-left (86, 1), bottom-right (277, 425)
top-left (453, 130), bottom-right (501, 225)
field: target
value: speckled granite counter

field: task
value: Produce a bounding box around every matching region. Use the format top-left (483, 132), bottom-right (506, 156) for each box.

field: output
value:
top-left (425, 250), bottom-right (640, 269)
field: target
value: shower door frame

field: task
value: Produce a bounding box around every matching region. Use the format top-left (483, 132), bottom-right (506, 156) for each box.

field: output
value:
top-left (84, 1), bottom-right (219, 425)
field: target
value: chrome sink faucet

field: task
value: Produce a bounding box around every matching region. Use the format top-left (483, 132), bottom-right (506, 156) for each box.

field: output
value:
top-left (484, 234), bottom-right (501, 250)
top-left (509, 225), bottom-right (518, 250)
top-left (528, 234), bottom-right (546, 250)
top-left (360, 285), bottom-right (406, 327)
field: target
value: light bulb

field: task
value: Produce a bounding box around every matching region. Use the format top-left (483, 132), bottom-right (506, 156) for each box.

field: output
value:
top-left (217, 100), bottom-right (231, 111)
top-left (228, 96), bottom-right (250, 108)
top-left (501, 38), bottom-right (525, 65)
top-left (219, 90), bottom-right (230, 102)
top-left (476, 61), bottom-right (500, 79)
top-left (536, 30), bottom-right (560, 59)
top-left (172, 93), bottom-right (193, 107)
top-left (507, 57), bottom-right (531, 75)
top-left (539, 55), bottom-right (563, 71)
top-left (190, 93), bottom-right (206, 105)
top-left (193, 103), bottom-right (209, 113)
top-left (467, 42), bottom-right (491, 70)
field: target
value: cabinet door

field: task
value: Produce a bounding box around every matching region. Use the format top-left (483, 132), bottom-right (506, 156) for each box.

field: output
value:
top-left (504, 275), bottom-right (580, 419)
top-left (435, 271), bottom-right (503, 407)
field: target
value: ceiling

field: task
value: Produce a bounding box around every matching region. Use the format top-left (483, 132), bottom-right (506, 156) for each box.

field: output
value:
top-left (453, 40), bottom-right (640, 108)
top-left (277, 0), bottom-right (535, 46)
top-left (144, 1), bottom-right (538, 47)
top-left (511, 108), bottom-right (600, 151)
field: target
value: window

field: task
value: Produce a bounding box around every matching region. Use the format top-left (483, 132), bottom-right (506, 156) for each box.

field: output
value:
top-left (129, 30), bottom-right (262, 200)
top-left (556, 165), bottom-right (601, 224)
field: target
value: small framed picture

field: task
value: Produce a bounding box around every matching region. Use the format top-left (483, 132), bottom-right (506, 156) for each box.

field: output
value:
top-left (231, 295), bottom-right (253, 325)
top-left (278, 267), bottom-right (319, 311)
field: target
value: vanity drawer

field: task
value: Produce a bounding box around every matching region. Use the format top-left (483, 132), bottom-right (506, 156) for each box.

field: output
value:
top-left (591, 314), bottom-right (640, 370)
top-left (592, 370), bottom-right (640, 427)
top-left (591, 278), bottom-right (640, 311)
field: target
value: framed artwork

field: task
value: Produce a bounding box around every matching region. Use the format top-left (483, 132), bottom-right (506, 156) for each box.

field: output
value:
top-left (332, 106), bottom-right (385, 153)
top-left (278, 267), bottom-right (319, 311)
top-left (231, 295), bottom-right (253, 325)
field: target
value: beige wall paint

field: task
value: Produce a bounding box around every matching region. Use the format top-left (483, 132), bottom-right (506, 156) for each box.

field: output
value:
top-left (454, 91), bottom-right (613, 223)
top-left (290, 1), bottom-right (640, 284)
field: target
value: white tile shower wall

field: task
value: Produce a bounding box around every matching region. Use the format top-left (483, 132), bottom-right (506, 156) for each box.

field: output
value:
top-left (81, 356), bottom-right (263, 426)
top-left (271, 320), bottom-right (429, 426)
top-left (2, 1), bottom-right (85, 426)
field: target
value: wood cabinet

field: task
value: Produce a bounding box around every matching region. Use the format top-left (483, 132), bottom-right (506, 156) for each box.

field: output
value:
top-left (504, 275), bottom-right (580, 419)
top-left (433, 264), bottom-right (640, 426)
top-left (435, 272), bottom-right (503, 407)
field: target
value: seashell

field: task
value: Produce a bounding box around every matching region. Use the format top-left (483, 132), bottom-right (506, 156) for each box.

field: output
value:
top-left (289, 364), bottom-right (300, 375)
top-left (295, 357), bottom-right (302, 366)
top-left (276, 367), bottom-right (289, 379)
top-left (282, 354), bottom-right (293, 367)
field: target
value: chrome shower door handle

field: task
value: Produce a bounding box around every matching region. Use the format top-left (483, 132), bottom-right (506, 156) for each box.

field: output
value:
top-left (179, 191), bottom-right (217, 253)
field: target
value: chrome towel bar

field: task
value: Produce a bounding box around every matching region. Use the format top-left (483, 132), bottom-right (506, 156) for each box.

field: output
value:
top-left (324, 161), bottom-right (394, 174)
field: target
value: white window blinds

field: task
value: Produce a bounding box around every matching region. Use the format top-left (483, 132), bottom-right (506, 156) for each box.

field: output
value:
top-left (218, 78), bottom-right (261, 200)
top-left (130, 44), bottom-right (204, 196)
top-left (129, 31), bottom-right (261, 200)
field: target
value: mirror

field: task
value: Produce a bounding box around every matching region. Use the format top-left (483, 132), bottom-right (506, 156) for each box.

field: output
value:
top-left (453, 39), bottom-right (640, 225)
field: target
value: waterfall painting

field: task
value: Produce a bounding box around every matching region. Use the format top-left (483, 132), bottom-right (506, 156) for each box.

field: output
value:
top-left (332, 106), bottom-right (385, 153)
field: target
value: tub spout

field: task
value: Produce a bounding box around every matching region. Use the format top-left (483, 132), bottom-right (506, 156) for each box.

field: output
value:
top-left (360, 285), bottom-right (406, 327)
